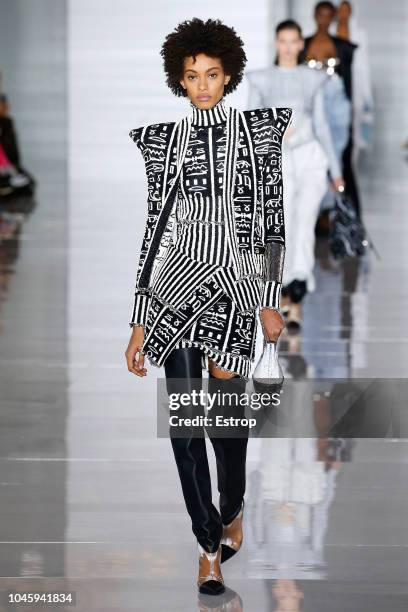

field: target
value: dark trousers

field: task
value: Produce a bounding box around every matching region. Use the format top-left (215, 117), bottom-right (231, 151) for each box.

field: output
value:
top-left (164, 347), bottom-right (248, 553)
top-left (342, 126), bottom-right (361, 218)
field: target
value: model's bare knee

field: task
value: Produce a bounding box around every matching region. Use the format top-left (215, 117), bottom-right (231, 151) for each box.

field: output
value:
top-left (208, 359), bottom-right (236, 379)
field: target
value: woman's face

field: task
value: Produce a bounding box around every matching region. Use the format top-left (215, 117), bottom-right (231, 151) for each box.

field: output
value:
top-left (315, 6), bottom-right (336, 31)
top-left (179, 53), bottom-right (231, 109)
top-left (275, 28), bottom-right (304, 64)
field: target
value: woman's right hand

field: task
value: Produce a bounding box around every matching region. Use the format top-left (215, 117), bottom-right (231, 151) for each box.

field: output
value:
top-left (125, 325), bottom-right (147, 377)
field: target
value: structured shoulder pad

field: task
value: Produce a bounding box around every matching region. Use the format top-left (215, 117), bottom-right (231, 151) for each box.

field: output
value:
top-left (242, 106), bottom-right (292, 133)
top-left (271, 107), bottom-right (293, 139)
top-left (242, 106), bottom-right (292, 147)
top-left (129, 126), bottom-right (145, 151)
top-left (242, 106), bottom-right (273, 123)
top-left (129, 121), bottom-right (176, 151)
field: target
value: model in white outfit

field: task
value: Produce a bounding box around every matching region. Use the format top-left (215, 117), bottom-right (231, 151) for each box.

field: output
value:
top-left (246, 20), bottom-right (344, 329)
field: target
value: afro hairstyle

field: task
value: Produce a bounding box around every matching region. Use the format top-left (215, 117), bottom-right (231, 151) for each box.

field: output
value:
top-left (160, 17), bottom-right (247, 97)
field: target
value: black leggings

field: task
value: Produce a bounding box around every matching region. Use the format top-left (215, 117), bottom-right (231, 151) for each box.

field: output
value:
top-left (164, 347), bottom-right (249, 553)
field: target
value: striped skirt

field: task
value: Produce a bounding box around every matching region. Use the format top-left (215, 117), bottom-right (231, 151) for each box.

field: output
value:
top-left (140, 245), bottom-right (260, 380)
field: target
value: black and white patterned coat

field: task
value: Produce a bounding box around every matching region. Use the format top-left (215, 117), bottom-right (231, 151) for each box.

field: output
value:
top-left (128, 102), bottom-right (292, 328)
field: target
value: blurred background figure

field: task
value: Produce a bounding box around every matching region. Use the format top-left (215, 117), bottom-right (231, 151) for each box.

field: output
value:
top-left (299, 1), bottom-right (360, 218)
top-left (331, 1), bottom-right (375, 164)
top-left (0, 90), bottom-right (35, 199)
top-left (246, 20), bottom-right (344, 333)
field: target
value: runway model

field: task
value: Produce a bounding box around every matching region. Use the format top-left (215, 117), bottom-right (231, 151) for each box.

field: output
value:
top-left (300, 1), bottom-right (359, 215)
top-left (247, 20), bottom-right (344, 332)
top-left (124, 18), bottom-right (292, 594)
top-left (330, 1), bottom-right (374, 164)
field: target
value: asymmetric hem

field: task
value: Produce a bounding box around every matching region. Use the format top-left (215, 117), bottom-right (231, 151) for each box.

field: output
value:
top-left (143, 337), bottom-right (253, 381)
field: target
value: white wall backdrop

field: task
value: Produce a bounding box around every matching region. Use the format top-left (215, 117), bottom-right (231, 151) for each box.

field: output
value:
top-left (68, 0), bottom-right (272, 185)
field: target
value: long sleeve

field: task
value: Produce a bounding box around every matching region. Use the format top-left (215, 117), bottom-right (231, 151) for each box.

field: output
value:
top-left (128, 126), bottom-right (151, 329)
top-left (353, 30), bottom-right (374, 111)
top-left (312, 82), bottom-right (342, 179)
top-left (261, 107), bottom-right (293, 310)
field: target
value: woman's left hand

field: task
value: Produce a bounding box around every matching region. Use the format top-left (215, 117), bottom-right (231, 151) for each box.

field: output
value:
top-left (259, 308), bottom-right (285, 342)
top-left (331, 177), bottom-right (345, 192)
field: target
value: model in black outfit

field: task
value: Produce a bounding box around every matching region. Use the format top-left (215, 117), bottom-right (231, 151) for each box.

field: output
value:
top-left (300, 1), bottom-right (360, 215)
top-left (125, 18), bottom-right (291, 595)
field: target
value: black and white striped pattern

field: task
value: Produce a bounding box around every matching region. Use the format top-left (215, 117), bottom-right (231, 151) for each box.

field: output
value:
top-left (128, 102), bottom-right (293, 377)
top-left (183, 98), bottom-right (243, 277)
top-left (174, 338), bottom-right (254, 381)
top-left (260, 280), bottom-right (281, 309)
top-left (130, 290), bottom-right (150, 328)
top-left (173, 215), bottom-right (232, 267)
top-left (150, 246), bottom-right (219, 310)
top-left (190, 97), bottom-right (228, 126)
top-left (222, 104), bottom-right (243, 278)
top-left (129, 100), bottom-right (291, 298)
top-left (173, 98), bottom-right (233, 268)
